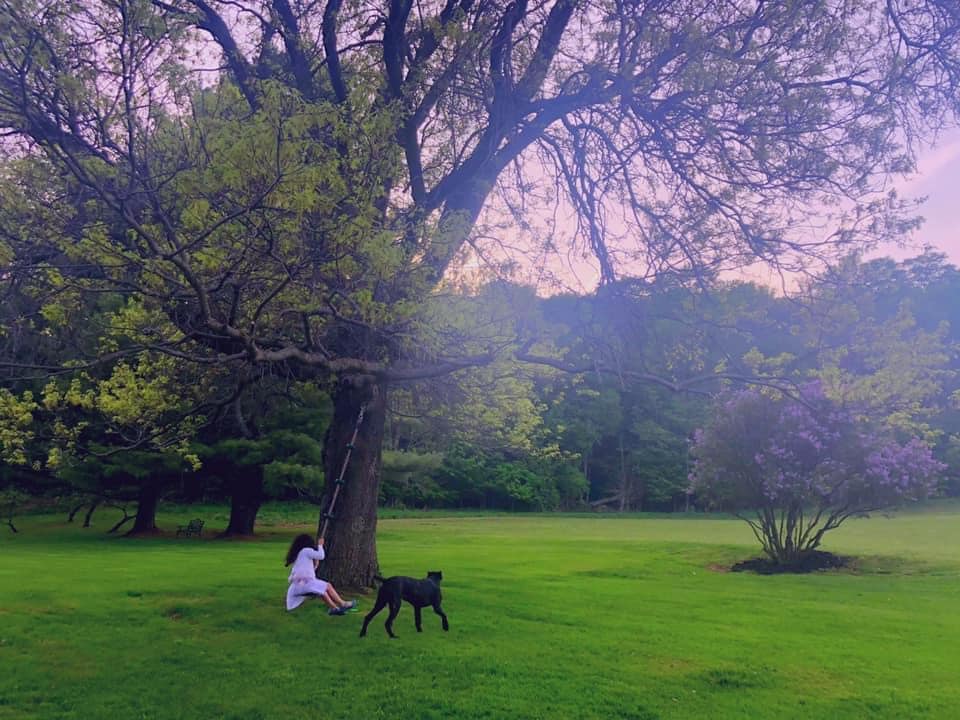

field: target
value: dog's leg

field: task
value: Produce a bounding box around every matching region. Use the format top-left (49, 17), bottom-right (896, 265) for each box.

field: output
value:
top-left (414, 605), bottom-right (423, 632)
top-left (359, 597), bottom-right (387, 638)
top-left (385, 600), bottom-right (402, 638)
top-left (433, 601), bottom-right (449, 631)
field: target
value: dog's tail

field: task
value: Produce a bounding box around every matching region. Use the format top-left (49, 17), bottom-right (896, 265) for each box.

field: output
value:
top-left (373, 574), bottom-right (386, 583)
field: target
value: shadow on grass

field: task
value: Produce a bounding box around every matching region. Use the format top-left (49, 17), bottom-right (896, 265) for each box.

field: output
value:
top-left (719, 551), bottom-right (958, 576)
top-left (731, 551), bottom-right (852, 575)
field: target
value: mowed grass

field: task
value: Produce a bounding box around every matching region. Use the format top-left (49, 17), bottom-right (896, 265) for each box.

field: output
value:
top-left (1, 505), bottom-right (959, 719)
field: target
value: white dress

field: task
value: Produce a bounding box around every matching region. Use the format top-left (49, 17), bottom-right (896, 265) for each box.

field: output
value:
top-left (286, 546), bottom-right (329, 611)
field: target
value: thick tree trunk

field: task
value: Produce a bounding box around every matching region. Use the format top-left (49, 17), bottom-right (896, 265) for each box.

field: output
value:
top-left (127, 481), bottom-right (160, 535)
top-left (222, 468), bottom-right (263, 536)
top-left (318, 378), bottom-right (386, 589)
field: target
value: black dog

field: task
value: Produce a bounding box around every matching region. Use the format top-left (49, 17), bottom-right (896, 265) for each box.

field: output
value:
top-left (359, 571), bottom-right (449, 638)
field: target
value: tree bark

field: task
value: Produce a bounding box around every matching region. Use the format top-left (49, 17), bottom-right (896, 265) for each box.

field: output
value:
top-left (318, 377), bottom-right (386, 589)
top-left (67, 501), bottom-right (85, 523)
top-left (618, 434), bottom-right (629, 512)
top-left (107, 504), bottom-right (134, 534)
top-left (127, 481), bottom-right (160, 535)
top-left (82, 498), bottom-right (101, 528)
top-left (222, 468), bottom-right (264, 536)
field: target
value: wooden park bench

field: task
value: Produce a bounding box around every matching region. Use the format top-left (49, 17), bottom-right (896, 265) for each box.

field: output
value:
top-left (176, 518), bottom-right (204, 538)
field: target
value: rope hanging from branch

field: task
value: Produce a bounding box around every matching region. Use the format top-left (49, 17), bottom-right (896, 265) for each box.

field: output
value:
top-left (318, 404), bottom-right (366, 541)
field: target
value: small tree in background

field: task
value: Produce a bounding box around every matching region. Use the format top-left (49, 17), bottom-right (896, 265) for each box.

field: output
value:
top-left (689, 385), bottom-right (943, 566)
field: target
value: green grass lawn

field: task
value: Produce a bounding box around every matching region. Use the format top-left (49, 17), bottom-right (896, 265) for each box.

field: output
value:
top-left (1, 504), bottom-right (959, 719)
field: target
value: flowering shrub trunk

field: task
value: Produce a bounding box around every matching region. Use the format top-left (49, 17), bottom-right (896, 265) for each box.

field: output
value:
top-left (689, 385), bottom-right (943, 566)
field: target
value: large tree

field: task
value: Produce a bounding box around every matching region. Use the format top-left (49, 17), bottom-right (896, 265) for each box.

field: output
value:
top-left (1, 0), bottom-right (958, 585)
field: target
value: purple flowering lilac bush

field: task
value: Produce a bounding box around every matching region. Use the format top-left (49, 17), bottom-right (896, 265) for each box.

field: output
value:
top-left (689, 384), bottom-right (943, 566)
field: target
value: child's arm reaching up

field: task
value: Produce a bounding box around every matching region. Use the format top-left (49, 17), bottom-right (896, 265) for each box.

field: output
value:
top-left (302, 537), bottom-right (325, 564)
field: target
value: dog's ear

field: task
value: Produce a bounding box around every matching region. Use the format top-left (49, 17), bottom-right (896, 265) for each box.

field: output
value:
top-left (428, 570), bottom-right (443, 582)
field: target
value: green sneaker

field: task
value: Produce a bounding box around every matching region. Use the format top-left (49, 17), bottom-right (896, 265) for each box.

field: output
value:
top-left (345, 599), bottom-right (360, 612)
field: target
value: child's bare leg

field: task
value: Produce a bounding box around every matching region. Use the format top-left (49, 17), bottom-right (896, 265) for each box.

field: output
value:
top-left (317, 590), bottom-right (338, 609)
top-left (326, 585), bottom-right (348, 606)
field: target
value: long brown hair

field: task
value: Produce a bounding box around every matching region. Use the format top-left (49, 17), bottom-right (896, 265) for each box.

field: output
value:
top-left (285, 533), bottom-right (316, 566)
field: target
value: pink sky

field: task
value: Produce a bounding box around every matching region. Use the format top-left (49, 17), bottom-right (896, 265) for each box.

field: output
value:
top-left (732, 128), bottom-right (960, 291)
top-left (470, 126), bottom-right (960, 295)
top-left (894, 128), bottom-right (960, 264)
top-left (462, 124), bottom-right (960, 295)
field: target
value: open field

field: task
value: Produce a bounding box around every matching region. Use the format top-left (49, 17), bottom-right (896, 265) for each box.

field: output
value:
top-left (1, 504), bottom-right (959, 719)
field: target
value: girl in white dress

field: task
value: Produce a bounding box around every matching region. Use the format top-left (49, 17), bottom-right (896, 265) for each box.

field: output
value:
top-left (284, 534), bottom-right (357, 614)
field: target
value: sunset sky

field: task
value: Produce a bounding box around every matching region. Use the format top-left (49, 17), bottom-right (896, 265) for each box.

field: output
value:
top-left (546, 126), bottom-right (960, 293)
top-left (896, 128), bottom-right (960, 264)
top-left (471, 124), bottom-right (960, 295)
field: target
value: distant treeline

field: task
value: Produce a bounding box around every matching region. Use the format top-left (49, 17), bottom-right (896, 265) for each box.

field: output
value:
top-left (2, 253), bottom-right (959, 532)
